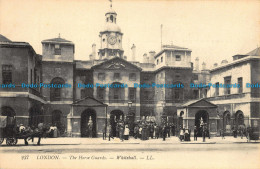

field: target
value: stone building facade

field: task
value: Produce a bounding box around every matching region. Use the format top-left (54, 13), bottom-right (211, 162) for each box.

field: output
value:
top-left (0, 5), bottom-right (259, 137)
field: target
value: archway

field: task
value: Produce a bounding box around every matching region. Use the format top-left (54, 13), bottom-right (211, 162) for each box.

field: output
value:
top-left (81, 109), bottom-right (96, 137)
top-left (223, 111), bottom-right (231, 132)
top-left (235, 110), bottom-right (244, 128)
top-left (1, 106), bottom-right (15, 117)
top-left (29, 107), bottom-right (43, 127)
top-left (195, 110), bottom-right (209, 136)
top-left (52, 110), bottom-right (65, 135)
top-left (110, 110), bottom-right (124, 137)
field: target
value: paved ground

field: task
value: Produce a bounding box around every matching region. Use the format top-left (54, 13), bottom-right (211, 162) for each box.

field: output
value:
top-left (0, 136), bottom-right (259, 169)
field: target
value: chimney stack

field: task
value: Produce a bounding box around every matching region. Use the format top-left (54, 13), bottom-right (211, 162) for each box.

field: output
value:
top-left (143, 53), bottom-right (148, 63)
top-left (92, 44), bottom-right (96, 60)
top-left (195, 57), bottom-right (199, 71)
top-left (149, 51), bottom-right (156, 64)
top-left (202, 62), bottom-right (206, 70)
top-left (131, 44), bottom-right (136, 61)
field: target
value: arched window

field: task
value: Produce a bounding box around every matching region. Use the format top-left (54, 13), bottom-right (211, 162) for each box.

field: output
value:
top-left (110, 15), bottom-right (113, 22)
top-left (50, 77), bottom-right (65, 101)
top-left (1, 106), bottom-right (15, 117)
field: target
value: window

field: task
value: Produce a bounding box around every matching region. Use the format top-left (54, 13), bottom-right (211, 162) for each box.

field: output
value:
top-left (157, 59), bottom-right (159, 65)
top-left (98, 73), bottom-right (105, 80)
top-left (50, 77), bottom-right (65, 101)
top-left (129, 88), bottom-right (136, 101)
top-left (144, 91), bottom-right (149, 100)
top-left (30, 69), bottom-right (33, 84)
top-left (114, 73), bottom-right (120, 80)
top-left (215, 82), bottom-right (219, 96)
top-left (81, 89), bottom-right (85, 99)
top-left (2, 65), bottom-right (12, 84)
top-left (176, 55), bottom-right (181, 61)
top-left (161, 56), bottom-right (163, 63)
top-left (161, 73), bottom-right (163, 78)
top-left (34, 68), bottom-right (37, 84)
top-left (224, 76), bottom-right (231, 95)
top-left (193, 90), bottom-right (199, 99)
top-left (194, 74), bottom-right (198, 80)
top-left (114, 88), bottom-right (119, 99)
top-left (54, 44), bottom-right (61, 55)
top-left (143, 75), bottom-right (149, 80)
top-left (129, 73), bottom-right (136, 81)
top-left (97, 87), bottom-right (105, 100)
top-left (238, 77), bottom-right (243, 93)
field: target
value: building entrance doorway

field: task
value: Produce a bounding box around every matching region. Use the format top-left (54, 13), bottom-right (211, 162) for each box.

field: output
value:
top-left (195, 110), bottom-right (209, 137)
top-left (110, 110), bottom-right (124, 137)
top-left (81, 109), bottom-right (96, 137)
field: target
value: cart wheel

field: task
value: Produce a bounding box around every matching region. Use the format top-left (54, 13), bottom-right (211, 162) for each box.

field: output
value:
top-left (0, 137), bottom-right (4, 145)
top-left (6, 137), bottom-right (17, 146)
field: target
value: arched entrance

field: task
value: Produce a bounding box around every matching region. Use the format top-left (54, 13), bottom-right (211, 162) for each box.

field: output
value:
top-left (223, 111), bottom-right (231, 133)
top-left (195, 110), bottom-right (209, 137)
top-left (110, 110), bottom-right (124, 137)
top-left (52, 110), bottom-right (65, 135)
top-left (1, 106), bottom-right (15, 117)
top-left (29, 107), bottom-right (43, 127)
top-left (81, 109), bottom-right (96, 137)
top-left (235, 110), bottom-right (244, 128)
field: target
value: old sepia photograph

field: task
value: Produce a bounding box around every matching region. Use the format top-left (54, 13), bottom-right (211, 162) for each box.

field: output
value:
top-left (0, 0), bottom-right (260, 168)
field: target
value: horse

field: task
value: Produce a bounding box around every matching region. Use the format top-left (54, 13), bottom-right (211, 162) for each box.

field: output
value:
top-left (23, 126), bottom-right (51, 145)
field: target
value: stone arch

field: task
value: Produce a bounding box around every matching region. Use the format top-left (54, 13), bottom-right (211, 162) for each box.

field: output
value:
top-left (81, 109), bottom-right (96, 137)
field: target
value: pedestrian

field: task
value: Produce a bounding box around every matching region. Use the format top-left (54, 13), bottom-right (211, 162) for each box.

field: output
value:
top-left (119, 124), bottom-right (124, 141)
top-left (116, 123), bottom-right (120, 138)
top-left (184, 129), bottom-right (189, 141)
top-left (124, 125), bottom-right (130, 140)
top-left (134, 125), bottom-right (139, 139)
top-left (102, 125), bottom-right (106, 140)
top-left (139, 126), bottom-right (142, 139)
top-left (108, 125), bottom-right (113, 141)
top-left (179, 128), bottom-right (184, 141)
top-left (155, 125), bottom-right (159, 139)
top-left (162, 125), bottom-right (167, 141)
top-left (172, 124), bottom-right (176, 136)
top-left (150, 124), bottom-right (154, 139)
top-left (167, 124), bottom-right (170, 137)
top-left (202, 126), bottom-right (206, 142)
top-left (194, 126), bottom-right (198, 141)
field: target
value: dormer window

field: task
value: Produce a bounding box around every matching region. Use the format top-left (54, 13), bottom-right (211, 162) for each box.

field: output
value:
top-left (110, 15), bottom-right (113, 22)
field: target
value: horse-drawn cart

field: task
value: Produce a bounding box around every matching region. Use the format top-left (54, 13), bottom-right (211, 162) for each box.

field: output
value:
top-left (0, 116), bottom-right (33, 146)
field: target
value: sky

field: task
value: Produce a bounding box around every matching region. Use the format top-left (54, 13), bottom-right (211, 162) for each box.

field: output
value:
top-left (1, 0), bottom-right (259, 69)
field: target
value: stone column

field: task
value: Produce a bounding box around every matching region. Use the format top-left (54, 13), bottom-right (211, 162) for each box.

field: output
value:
top-left (67, 106), bottom-right (73, 137)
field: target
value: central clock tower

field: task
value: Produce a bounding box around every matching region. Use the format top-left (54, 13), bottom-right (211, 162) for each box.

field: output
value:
top-left (98, 3), bottom-right (124, 60)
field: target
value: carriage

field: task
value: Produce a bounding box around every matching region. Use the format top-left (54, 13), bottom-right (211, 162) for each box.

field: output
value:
top-left (0, 116), bottom-right (33, 146)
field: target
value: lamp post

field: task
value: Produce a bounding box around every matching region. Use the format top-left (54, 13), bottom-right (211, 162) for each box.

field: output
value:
top-left (127, 101), bottom-right (133, 135)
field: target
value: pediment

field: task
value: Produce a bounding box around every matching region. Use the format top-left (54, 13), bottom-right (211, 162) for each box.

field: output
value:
top-left (181, 99), bottom-right (217, 108)
top-left (73, 97), bottom-right (107, 107)
top-left (92, 57), bottom-right (142, 71)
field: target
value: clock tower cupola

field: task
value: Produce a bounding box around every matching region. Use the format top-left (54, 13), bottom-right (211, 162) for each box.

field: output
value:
top-left (98, 0), bottom-right (124, 60)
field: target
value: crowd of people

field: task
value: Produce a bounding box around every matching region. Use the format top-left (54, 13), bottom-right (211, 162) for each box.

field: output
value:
top-left (103, 118), bottom-right (177, 142)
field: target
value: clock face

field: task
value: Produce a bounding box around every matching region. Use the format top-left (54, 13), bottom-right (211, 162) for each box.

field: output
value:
top-left (108, 35), bottom-right (117, 45)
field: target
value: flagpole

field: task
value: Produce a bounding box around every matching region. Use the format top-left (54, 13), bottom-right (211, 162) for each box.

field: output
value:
top-left (161, 24), bottom-right (163, 50)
